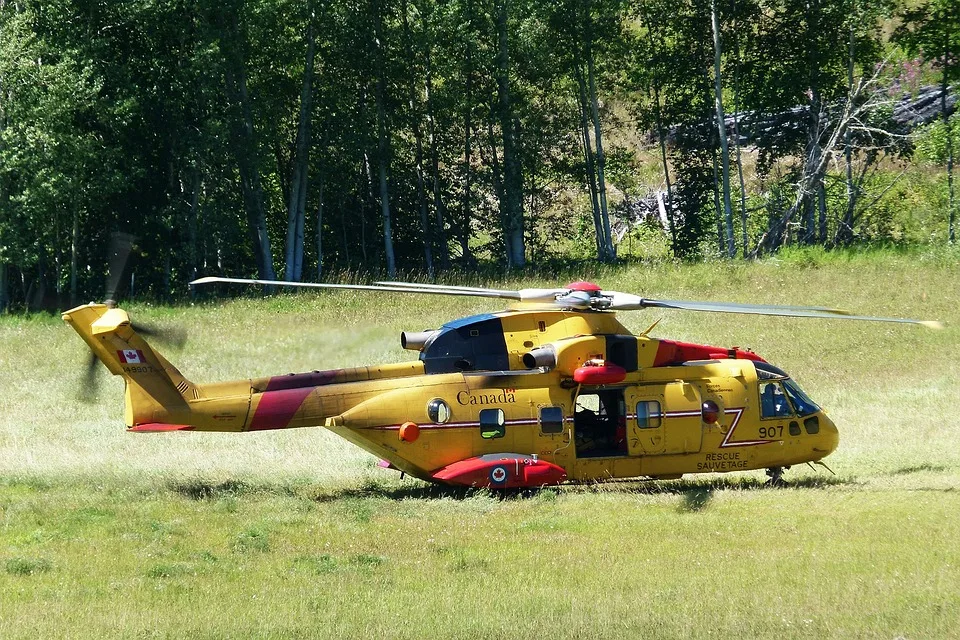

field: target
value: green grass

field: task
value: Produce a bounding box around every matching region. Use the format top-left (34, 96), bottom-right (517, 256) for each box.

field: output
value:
top-left (1, 252), bottom-right (959, 638)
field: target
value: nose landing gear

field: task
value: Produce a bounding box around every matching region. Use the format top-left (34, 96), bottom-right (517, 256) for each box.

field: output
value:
top-left (766, 466), bottom-right (789, 486)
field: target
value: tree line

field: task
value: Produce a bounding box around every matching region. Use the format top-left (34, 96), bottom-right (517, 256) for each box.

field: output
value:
top-left (0, 0), bottom-right (957, 309)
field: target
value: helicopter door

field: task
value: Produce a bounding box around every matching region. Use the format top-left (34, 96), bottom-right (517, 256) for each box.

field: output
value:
top-left (627, 387), bottom-right (666, 455)
top-left (627, 382), bottom-right (703, 455)
top-left (573, 389), bottom-right (629, 458)
top-left (663, 381), bottom-right (703, 454)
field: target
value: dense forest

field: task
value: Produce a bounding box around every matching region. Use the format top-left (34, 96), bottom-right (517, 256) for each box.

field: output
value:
top-left (0, 0), bottom-right (957, 309)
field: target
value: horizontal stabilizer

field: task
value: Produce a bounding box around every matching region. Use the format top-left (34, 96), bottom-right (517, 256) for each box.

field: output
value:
top-left (129, 423), bottom-right (195, 432)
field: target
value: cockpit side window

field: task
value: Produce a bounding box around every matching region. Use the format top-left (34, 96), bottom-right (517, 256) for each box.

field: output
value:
top-left (759, 381), bottom-right (793, 419)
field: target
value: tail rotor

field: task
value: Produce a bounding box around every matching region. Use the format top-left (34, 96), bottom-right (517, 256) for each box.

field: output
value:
top-left (77, 232), bottom-right (187, 403)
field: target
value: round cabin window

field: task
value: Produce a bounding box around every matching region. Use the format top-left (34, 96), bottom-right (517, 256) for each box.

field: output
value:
top-left (427, 398), bottom-right (451, 424)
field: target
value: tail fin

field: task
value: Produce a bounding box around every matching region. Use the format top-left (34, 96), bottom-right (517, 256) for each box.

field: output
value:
top-left (63, 303), bottom-right (196, 428)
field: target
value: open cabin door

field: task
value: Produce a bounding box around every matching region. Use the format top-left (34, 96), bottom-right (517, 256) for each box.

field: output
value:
top-left (572, 388), bottom-right (629, 458)
top-left (627, 382), bottom-right (703, 456)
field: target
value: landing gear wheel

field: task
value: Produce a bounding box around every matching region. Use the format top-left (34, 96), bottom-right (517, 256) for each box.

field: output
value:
top-left (766, 466), bottom-right (787, 486)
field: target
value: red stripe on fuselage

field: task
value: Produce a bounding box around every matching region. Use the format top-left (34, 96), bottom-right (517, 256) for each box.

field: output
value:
top-left (653, 339), bottom-right (766, 366)
top-left (248, 387), bottom-right (315, 430)
top-left (263, 370), bottom-right (339, 391)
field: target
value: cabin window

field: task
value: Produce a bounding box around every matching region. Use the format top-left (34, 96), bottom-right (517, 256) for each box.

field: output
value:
top-left (759, 381), bottom-right (793, 419)
top-left (539, 406), bottom-right (565, 434)
top-left (636, 401), bottom-right (662, 429)
top-left (427, 398), bottom-right (451, 424)
top-left (479, 408), bottom-right (505, 439)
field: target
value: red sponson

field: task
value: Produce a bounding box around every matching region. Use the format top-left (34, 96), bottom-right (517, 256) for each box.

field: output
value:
top-left (432, 455), bottom-right (567, 488)
top-left (653, 339), bottom-right (766, 366)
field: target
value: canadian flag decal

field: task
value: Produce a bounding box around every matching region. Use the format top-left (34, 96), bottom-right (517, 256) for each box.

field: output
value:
top-left (118, 349), bottom-right (145, 364)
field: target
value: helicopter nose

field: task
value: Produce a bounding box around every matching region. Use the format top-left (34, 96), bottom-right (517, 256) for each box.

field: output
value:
top-left (815, 412), bottom-right (840, 458)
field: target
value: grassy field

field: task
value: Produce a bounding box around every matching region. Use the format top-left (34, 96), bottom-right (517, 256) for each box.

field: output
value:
top-left (1, 250), bottom-right (959, 638)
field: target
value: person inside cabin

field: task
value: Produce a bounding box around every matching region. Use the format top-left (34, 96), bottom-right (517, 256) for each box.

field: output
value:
top-left (760, 382), bottom-right (791, 418)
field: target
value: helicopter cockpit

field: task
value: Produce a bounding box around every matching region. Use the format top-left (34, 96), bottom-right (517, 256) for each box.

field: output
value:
top-left (755, 361), bottom-right (821, 419)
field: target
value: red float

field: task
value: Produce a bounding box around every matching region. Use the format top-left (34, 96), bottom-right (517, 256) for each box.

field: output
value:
top-left (432, 454), bottom-right (567, 488)
top-left (573, 361), bottom-right (627, 385)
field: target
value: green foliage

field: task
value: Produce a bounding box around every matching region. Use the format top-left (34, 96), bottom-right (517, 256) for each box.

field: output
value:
top-left (0, 0), bottom-right (957, 309)
top-left (913, 116), bottom-right (960, 165)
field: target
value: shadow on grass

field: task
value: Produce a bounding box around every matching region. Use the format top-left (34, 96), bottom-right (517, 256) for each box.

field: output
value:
top-left (168, 478), bottom-right (297, 500)
top-left (312, 481), bottom-right (508, 503)
top-left (890, 464), bottom-right (949, 476)
top-left (680, 487), bottom-right (714, 512)
top-left (309, 473), bottom-right (852, 504)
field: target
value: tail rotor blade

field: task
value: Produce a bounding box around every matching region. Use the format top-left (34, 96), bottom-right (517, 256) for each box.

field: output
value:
top-left (134, 322), bottom-right (188, 349)
top-left (78, 353), bottom-right (102, 403)
top-left (104, 232), bottom-right (137, 305)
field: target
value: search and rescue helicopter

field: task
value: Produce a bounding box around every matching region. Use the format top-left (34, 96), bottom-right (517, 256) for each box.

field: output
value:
top-left (63, 276), bottom-right (940, 489)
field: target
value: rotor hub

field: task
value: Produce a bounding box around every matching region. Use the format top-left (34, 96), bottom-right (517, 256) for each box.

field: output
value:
top-left (565, 281), bottom-right (602, 295)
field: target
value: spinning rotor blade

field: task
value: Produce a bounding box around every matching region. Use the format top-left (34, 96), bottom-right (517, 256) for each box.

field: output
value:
top-left (190, 276), bottom-right (941, 328)
top-left (79, 232), bottom-right (190, 402)
top-left (104, 232), bottom-right (136, 304)
top-left (603, 293), bottom-right (942, 327)
top-left (374, 281), bottom-right (519, 296)
top-left (78, 352), bottom-right (102, 403)
top-left (135, 322), bottom-right (188, 349)
top-left (190, 276), bottom-right (541, 301)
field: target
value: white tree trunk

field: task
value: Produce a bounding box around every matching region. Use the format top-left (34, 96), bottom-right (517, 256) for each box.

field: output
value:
top-left (711, 0), bottom-right (735, 257)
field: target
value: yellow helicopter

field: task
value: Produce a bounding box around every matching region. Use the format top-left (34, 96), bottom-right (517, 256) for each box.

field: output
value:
top-left (63, 277), bottom-right (940, 488)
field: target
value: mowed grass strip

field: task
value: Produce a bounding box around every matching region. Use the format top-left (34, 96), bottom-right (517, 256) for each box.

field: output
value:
top-left (1, 481), bottom-right (958, 639)
top-left (1, 251), bottom-right (958, 637)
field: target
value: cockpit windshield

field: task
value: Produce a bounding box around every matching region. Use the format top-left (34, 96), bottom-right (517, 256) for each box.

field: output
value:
top-left (781, 379), bottom-right (820, 416)
top-left (758, 378), bottom-right (820, 419)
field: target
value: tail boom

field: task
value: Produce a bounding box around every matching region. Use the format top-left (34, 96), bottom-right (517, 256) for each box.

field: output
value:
top-left (64, 303), bottom-right (423, 433)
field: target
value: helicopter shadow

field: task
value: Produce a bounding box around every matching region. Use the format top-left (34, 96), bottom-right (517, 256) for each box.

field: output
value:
top-left (308, 473), bottom-right (852, 505)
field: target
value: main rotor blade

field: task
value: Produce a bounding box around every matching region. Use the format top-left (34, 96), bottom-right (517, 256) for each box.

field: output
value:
top-left (190, 276), bottom-right (522, 300)
top-left (607, 293), bottom-right (941, 327)
top-left (375, 281), bottom-right (519, 296)
top-left (376, 280), bottom-right (568, 304)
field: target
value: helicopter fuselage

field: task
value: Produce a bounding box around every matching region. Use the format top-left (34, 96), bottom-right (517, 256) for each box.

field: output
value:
top-left (64, 304), bottom-right (839, 488)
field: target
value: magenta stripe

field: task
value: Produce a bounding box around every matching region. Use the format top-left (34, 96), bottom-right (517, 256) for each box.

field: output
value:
top-left (249, 387), bottom-right (314, 430)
